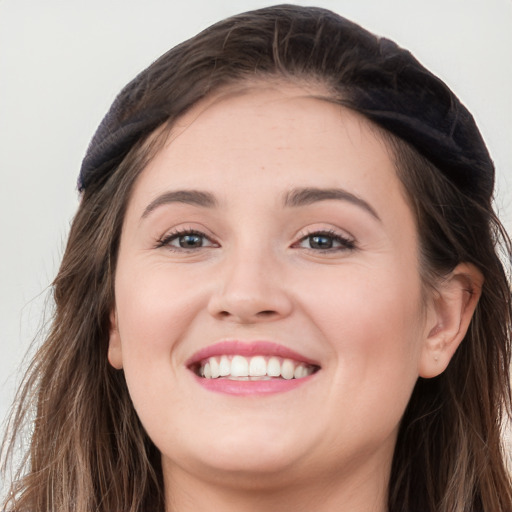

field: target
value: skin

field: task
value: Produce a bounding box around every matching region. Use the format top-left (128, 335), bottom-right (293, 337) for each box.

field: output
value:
top-left (108, 83), bottom-right (482, 512)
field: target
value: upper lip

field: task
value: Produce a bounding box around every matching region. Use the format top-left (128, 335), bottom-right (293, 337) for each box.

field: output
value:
top-left (186, 340), bottom-right (321, 367)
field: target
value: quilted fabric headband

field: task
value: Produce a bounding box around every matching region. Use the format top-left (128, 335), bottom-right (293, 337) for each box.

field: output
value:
top-left (78, 6), bottom-right (494, 203)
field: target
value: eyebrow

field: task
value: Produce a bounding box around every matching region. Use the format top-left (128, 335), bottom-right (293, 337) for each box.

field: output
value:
top-left (140, 186), bottom-right (380, 221)
top-left (283, 187), bottom-right (381, 221)
top-left (141, 190), bottom-right (218, 218)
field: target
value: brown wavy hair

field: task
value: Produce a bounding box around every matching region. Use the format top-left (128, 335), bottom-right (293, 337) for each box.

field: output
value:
top-left (2, 5), bottom-right (511, 511)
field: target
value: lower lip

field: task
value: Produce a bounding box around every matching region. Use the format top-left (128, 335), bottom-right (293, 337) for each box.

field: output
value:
top-left (193, 374), bottom-right (315, 396)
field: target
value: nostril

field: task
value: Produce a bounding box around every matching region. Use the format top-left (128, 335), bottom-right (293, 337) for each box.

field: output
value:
top-left (217, 310), bottom-right (276, 318)
top-left (257, 310), bottom-right (277, 317)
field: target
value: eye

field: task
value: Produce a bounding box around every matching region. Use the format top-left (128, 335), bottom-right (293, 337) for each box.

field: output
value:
top-left (295, 230), bottom-right (355, 252)
top-left (157, 229), bottom-right (217, 250)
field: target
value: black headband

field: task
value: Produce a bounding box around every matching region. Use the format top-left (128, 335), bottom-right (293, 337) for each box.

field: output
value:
top-left (78, 7), bottom-right (494, 203)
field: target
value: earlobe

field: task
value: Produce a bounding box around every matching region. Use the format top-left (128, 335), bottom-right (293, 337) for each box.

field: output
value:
top-left (419, 263), bottom-right (483, 379)
top-left (108, 309), bottom-right (124, 370)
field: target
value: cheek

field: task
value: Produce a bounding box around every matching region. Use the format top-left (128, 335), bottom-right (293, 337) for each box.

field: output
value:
top-left (304, 266), bottom-right (424, 409)
top-left (112, 263), bottom-right (204, 436)
top-left (113, 261), bottom-right (204, 384)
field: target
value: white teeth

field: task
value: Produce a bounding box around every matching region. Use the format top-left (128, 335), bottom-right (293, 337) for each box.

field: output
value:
top-left (230, 355), bottom-right (249, 377)
top-left (219, 355), bottom-right (230, 377)
top-left (249, 355), bottom-right (267, 377)
top-left (294, 365), bottom-right (305, 379)
top-left (197, 355), bottom-right (316, 380)
top-left (203, 362), bottom-right (212, 379)
top-left (281, 359), bottom-right (295, 380)
top-left (267, 357), bottom-right (281, 377)
top-left (210, 357), bottom-right (220, 378)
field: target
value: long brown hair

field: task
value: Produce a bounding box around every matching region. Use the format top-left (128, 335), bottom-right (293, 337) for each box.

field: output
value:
top-left (2, 5), bottom-right (511, 511)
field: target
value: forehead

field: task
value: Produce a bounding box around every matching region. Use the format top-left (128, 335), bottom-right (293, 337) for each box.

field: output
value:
top-left (126, 83), bottom-right (411, 226)
top-left (153, 83), bottom-right (394, 177)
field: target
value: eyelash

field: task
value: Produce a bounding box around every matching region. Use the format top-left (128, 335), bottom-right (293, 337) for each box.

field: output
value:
top-left (156, 228), bottom-right (356, 253)
top-left (294, 229), bottom-right (356, 253)
top-left (155, 228), bottom-right (217, 251)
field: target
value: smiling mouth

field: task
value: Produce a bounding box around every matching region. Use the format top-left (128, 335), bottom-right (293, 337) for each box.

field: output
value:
top-left (192, 355), bottom-right (319, 380)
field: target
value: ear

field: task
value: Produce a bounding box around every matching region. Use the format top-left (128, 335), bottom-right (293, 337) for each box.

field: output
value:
top-left (419, 263), bottom-right (483, 378)
top-left (108, 309), bottom-right (124, 370)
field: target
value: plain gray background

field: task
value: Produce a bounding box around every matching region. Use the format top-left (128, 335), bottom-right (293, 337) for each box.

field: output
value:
top-left (1, 0), bottom-right (511, 433)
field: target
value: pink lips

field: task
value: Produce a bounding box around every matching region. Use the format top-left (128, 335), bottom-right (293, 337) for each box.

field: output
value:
top-left (187, 340), bottom-right (320, 396)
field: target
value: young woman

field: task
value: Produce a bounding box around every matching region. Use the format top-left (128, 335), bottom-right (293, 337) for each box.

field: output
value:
top-left (2, 5), bottom-right (511, 512)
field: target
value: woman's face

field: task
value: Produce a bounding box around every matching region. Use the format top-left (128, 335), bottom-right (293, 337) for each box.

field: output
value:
top-left (109, 84), bottom-right (432, 491)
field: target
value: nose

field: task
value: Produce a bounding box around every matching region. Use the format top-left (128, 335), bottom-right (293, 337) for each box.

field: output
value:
top-left (207, 249), bottom-right (293, 324)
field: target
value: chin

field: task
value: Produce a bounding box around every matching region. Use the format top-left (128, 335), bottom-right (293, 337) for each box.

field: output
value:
top-left (184, 453), bottom-right (306, 491)
top-left (162, 424), bottom-right (314, 487)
